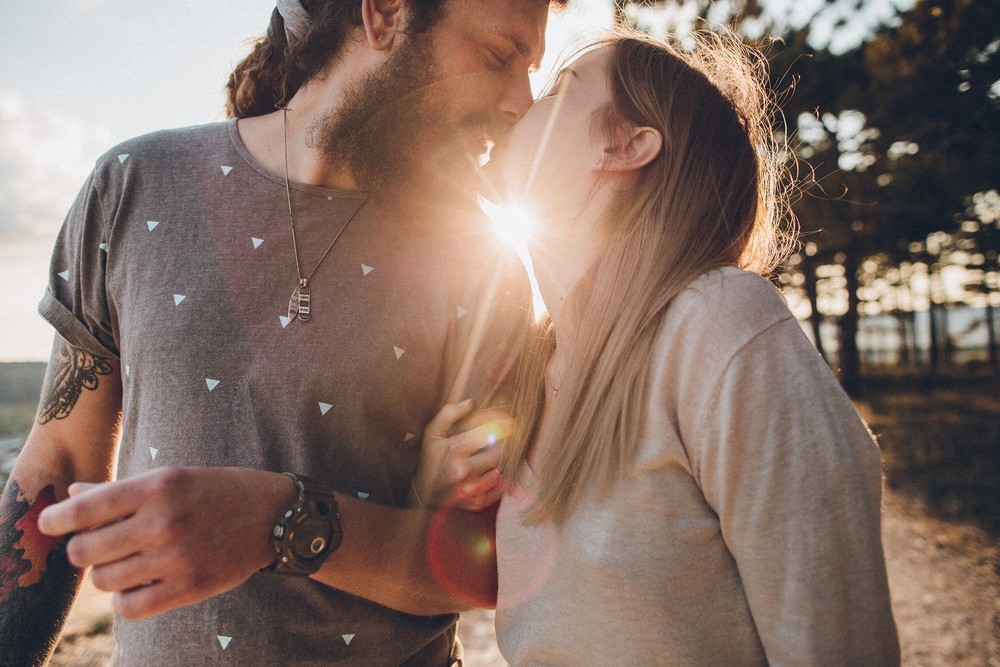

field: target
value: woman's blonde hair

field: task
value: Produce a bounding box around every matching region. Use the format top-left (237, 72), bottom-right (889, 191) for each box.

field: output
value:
top-left (502, 29), bottom-right (797, 524)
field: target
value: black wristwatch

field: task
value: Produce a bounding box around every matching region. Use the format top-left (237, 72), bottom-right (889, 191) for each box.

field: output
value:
top-left (266, 473), bottom-right (343, 575)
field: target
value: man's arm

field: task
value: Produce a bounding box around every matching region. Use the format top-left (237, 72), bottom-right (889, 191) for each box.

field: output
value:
top-left (38, 465), bottom-right (498, 620)
top-left (0, 335), bottom-right (122, 665)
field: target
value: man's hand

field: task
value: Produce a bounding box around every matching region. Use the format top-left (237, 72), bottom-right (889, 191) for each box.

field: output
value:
top-left (410, 400), bottom-right (512, 512)
top-left (37, 467), bottom-right (295, 621)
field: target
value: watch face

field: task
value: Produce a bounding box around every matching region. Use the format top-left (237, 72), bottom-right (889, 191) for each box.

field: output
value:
top-left (291, 518), bottom-right (335, 561)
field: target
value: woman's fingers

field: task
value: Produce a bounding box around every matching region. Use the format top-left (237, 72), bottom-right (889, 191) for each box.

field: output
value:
top-left (423, 399), bottom-right (476, 441)
top-left (447, 418), bottom-right (515, 458)
top-left (455, 470), bottom-right (503, 511)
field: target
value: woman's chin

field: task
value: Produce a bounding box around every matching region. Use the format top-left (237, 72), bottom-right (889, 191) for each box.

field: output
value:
top-left (478, 161), bottom-right (515, 206)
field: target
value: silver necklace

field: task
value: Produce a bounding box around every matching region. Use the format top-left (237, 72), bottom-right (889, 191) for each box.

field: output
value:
top-left (281, 106), bottom-right (365, 323)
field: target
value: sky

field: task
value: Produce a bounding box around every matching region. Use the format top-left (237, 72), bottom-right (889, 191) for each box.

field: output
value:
top-left (0, 0), bottom-right (615, 361)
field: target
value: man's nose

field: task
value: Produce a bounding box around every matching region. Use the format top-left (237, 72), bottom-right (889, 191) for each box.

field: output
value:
top-left (498, 73), bottom-right (535, 123)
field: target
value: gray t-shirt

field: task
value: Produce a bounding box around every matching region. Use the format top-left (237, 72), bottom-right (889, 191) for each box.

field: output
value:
top-left (40, 120), bottom-right (531, 666)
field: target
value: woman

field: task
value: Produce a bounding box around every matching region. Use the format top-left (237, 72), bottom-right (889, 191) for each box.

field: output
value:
top-left (420, 30), bottom-right (900, 665)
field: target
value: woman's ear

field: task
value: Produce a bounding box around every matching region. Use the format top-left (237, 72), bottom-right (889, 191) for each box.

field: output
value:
top-left (361, 0), bottom-right (406, 51)
top-left (601, 126), bottom-right (663, 172)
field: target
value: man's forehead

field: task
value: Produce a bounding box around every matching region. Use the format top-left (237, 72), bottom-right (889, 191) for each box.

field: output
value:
top-left (484, 2), bottom-right (549, 61)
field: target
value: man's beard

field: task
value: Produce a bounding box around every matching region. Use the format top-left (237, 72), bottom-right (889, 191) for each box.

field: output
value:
top-left (315, 34), bottom-right (495, 200)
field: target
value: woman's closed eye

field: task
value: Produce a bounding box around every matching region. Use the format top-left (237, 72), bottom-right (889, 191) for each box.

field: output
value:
top-left (540, 68), bottom-right (576, 99)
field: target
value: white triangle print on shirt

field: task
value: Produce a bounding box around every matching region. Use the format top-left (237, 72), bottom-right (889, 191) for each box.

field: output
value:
top-left (124, 364), bottom-right (131, 377)
top-left (456, 306), bottom-right (467, 319)
top-left (221, 165), bottom-right (233, 175)
top-left (147, 221), bottom-right (159, 231)
top-left (393, 346), bottom-right (405, 360)
top-left (252, 237), bottom-right (264, 249)
top-left (404, 432), bottom-right (416, 442)
top-left (99, 243), bottom-right (109, 252)
top-left (356, 492), bottom-right (369, 500)
top-left (206, 378), bottom-right (220, 392)
top-left (149, 447), bottom-right (159, 461)
top-left (361, 264), bottom-right (374, 276)
top-left (118, 154), bottom-right (129, 164)
top-left (57, 270), bottom-right (69, 282)
top-left (217, 635), bottom-right (232, 650)
top-left (318, 402), bottom-right (333, 415)
top-left (342, 634), bottom-right (355, 646)
top-left (173, 294), bottom-right (186, 305)
top-left (279, 315), bottom-right (290, 328)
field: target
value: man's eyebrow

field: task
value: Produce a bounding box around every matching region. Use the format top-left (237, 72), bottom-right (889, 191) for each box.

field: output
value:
top-left (493, 30), bottom-right (531, 58)
top-left (491, 29), bottom-right (548, 66)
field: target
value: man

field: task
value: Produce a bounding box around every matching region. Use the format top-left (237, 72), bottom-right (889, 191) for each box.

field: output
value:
top-left (0, 0), bottom-right (561, 664)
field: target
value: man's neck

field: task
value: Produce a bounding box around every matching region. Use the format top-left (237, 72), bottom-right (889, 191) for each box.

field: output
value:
top-left (235, 30), bottom-right (384, 191)
top-left (237, 104), bottom-right (359, 192)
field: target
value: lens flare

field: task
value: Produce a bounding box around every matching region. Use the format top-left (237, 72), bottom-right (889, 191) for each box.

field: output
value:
top-left (427, 501), bottom-right (499, 608)
top-left (479, 197), bottom-right (547, 318)
top-left (480, 197), bottom-right (536, 257)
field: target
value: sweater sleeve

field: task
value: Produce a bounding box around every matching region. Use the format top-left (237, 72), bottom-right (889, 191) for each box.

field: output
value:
top-left (688, 314), bottom-right (900, 666)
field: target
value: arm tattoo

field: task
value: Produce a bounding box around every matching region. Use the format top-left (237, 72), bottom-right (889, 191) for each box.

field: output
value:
top-left (38, 339), bottom-right (113, 424)
top-left (0, 480), bottom-right (79, 665)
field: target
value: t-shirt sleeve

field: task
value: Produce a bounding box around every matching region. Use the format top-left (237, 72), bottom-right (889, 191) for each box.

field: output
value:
top-left (37, 166), bottom-right (120, 359)
top-left (685, 315), bottom-right (899, 665)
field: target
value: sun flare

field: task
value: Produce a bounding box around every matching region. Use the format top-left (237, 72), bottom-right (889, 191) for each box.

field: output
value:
top-left (479, 197), bottom-right (537, 256)
top-left (479, 197), bottom-right (548, 318)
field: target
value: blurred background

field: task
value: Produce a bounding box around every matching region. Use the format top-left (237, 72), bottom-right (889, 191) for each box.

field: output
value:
top-left (1, 0), bottom-right (998, 665)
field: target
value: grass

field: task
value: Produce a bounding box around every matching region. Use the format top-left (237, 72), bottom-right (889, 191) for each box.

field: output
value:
top-left (853, 374), bottom-right (1000, 536)
top-left (0, 362), bottom-right (44, 439)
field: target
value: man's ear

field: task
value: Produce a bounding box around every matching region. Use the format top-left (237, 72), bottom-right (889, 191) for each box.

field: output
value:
top-left (361, 0), bottom-right (406, 51)
top-left (602, 126), bottom-right (663, 172)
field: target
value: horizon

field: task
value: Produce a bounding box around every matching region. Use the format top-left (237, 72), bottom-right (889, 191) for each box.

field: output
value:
top-left (0, 0), bottom-right (614, 362)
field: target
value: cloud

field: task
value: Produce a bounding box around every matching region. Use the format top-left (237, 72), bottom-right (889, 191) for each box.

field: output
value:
top-left (67, 0), bottom-right (114, 7)
top-left (0, 90), bottom-right (113, 241)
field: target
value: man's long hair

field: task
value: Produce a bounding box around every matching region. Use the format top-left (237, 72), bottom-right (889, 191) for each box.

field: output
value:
top-left (225, 0), bottom-right (448, 118)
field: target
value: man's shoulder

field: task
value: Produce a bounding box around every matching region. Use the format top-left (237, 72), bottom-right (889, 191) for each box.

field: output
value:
top-left (93, 121), bottom-right (232, 174)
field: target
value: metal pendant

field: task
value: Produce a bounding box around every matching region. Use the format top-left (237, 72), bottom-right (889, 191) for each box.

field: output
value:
top-left (287, 280), bottom-right (312, 322)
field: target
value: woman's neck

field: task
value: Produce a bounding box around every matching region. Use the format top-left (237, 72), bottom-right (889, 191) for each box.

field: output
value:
top-left (530, 204), bottom-right (608, 337)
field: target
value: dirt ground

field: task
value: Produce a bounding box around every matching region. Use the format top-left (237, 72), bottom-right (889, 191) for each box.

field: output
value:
top-left (50, 488), bottom-right (1000, 667)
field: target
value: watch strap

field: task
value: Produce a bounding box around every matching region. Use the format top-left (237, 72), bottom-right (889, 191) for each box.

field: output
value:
top-left (267, 472), bottom-right (342, 575)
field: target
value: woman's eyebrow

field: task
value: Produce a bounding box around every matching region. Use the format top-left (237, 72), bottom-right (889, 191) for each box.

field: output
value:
top-left (555, 67), bottom-right (581, 80)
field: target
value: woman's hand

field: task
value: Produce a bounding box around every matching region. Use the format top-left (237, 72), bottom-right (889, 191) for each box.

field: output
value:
top-left (410, 400), bottom-right (513, 512)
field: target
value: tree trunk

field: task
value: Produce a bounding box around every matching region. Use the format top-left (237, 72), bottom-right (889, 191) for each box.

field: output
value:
top-left (909, 309), bottom-right (920, 368)
top-left (940, 304), bottom-right (953, 367)
top-left (895, 311), bottom-right (911, 367)
top-left (840, 251), bottom-right (861, 393)
top-left (986, 301), bottom-right (997, 370)
top-left (928, 263), bottom-right (941, 371)
top-left (803, 262), bottom-right (826, 360)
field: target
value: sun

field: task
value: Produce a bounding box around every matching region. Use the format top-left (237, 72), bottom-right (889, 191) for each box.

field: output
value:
top-left (479, 197), bottom-right (548, 318)
top-left (479, 197), bottom-right (537, 257)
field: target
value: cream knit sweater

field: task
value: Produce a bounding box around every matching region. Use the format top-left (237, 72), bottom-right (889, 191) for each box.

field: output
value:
top-left (495, 267), bottom-right (899, 666)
